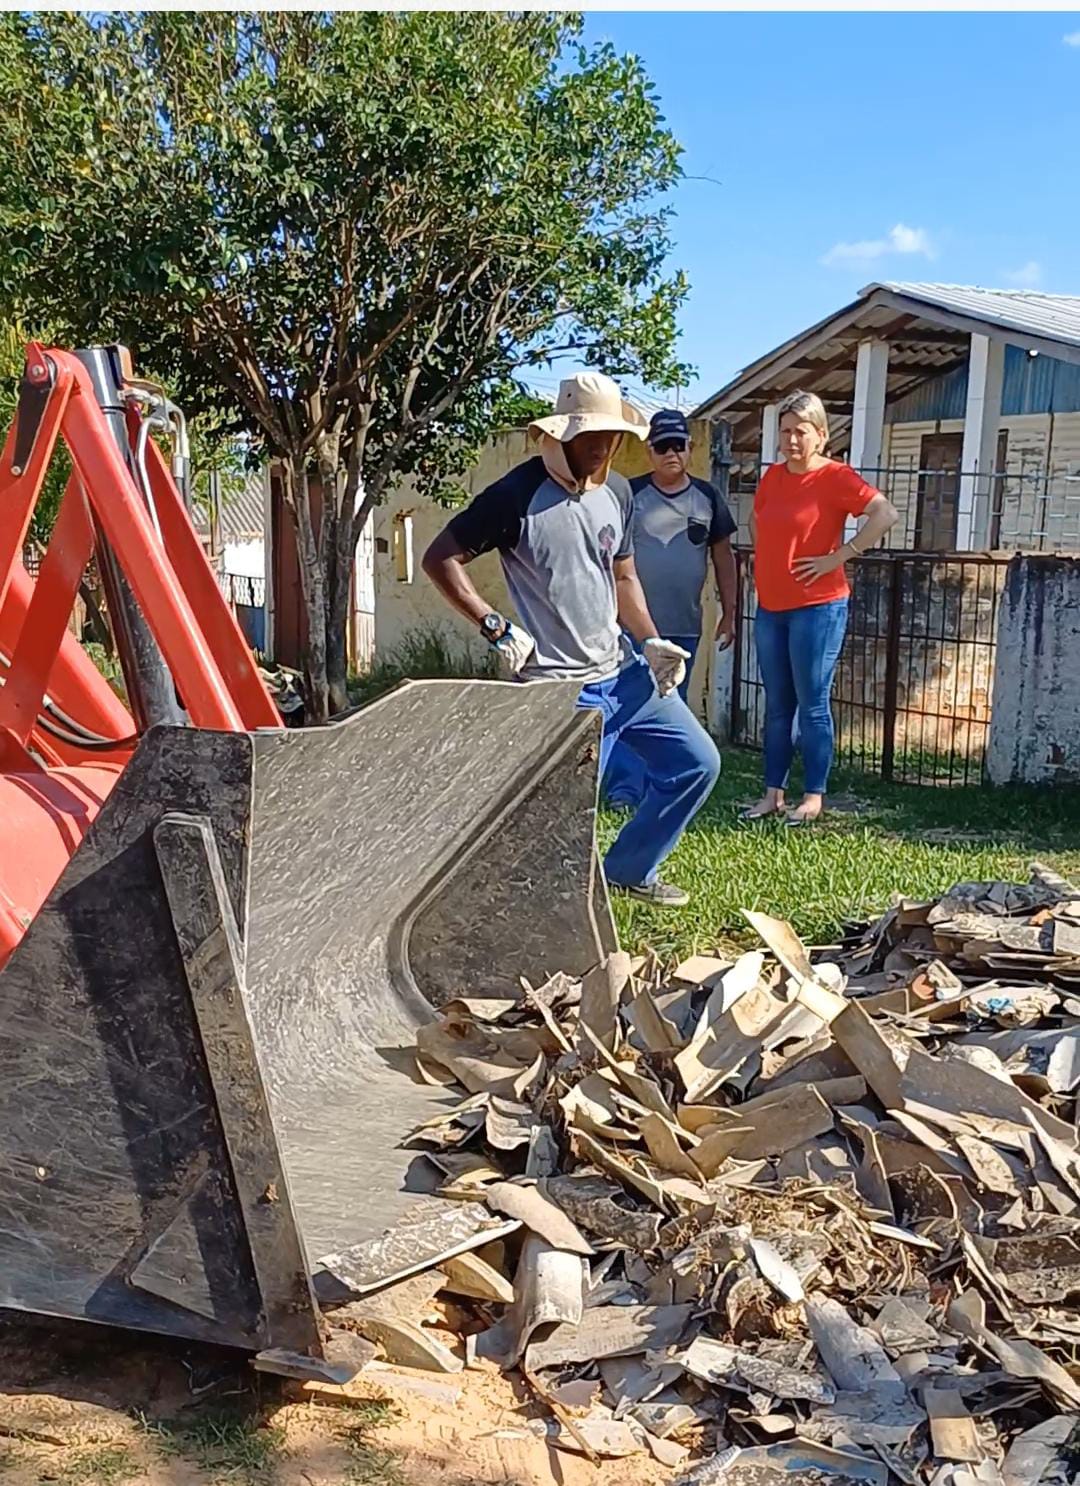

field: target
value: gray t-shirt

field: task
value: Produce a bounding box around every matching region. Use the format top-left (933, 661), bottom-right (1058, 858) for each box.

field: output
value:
top-left (446, 457), bottom-right (634, 682)
top-left (629, 475), bottom-right (736, 637)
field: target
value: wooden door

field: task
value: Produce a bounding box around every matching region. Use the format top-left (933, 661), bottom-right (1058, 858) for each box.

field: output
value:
top-left (915, 433), bottom-right (962, 551)
top-left (915, 430), bottom-right (1009, 552)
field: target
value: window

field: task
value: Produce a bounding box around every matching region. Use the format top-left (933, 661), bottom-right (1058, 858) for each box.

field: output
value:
top-left (392, 512), bottom-right (415, 583)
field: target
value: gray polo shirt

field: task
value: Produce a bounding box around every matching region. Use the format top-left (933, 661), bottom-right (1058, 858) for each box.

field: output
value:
top-left (446, 457), bottom-right (634, 682)
top-left (629, 475), bottom-right (736, 637)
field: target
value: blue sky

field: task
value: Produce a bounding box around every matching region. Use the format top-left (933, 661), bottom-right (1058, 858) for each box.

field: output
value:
top-left (576, 12), bottom-right (1080, 409)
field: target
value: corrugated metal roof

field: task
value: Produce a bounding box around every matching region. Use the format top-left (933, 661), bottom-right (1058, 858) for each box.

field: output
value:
top-left (220, 470), bottom-right (266, 540)
top-left (693, 283), bottom-right (1080, 448)
top-left (874, 283), bottom-right (1080, 350)
top-left (692, 279), bottom-right (1080, 422)
top-left (192, 469), bottom-right (266, 541)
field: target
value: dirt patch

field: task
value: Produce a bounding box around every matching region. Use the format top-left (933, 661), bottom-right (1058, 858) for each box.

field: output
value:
top-left (0, 1315), bottom-right (665, 1486)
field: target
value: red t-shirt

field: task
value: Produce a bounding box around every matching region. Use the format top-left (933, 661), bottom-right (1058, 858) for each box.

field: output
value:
top-left (753, 461), bottom-right (877, 611)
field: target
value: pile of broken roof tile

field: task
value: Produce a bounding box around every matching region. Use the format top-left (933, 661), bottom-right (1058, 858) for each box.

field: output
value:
top-left (312, 863), bottom-right (1080, 1486)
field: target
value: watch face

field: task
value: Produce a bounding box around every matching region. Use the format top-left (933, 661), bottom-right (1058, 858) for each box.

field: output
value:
top-left (481, 614), bottom-right (504, 639)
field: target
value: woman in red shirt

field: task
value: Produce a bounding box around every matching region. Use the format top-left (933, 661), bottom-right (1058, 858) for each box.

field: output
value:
top-left (744, 391), bottom-right (898, 824)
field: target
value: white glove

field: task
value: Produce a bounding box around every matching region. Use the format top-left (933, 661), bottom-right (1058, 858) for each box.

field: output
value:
top-left (643, 637), bottom-right (691, 697)
top-left (493, 622), bottom-right (536, 676)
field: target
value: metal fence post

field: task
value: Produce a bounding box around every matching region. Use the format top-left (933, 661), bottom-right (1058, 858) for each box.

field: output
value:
top-left (880, 556), bottom-right (903, 782)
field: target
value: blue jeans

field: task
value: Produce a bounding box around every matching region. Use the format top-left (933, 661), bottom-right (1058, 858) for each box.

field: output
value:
top-left (755, 599), bottom-right (848, 795)
top-left (579, 653), bottom-right (720, 888)
top-left (602, 635), bottom-right (699, 809)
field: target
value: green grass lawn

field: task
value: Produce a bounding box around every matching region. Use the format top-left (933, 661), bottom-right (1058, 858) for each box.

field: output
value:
top-left (602, 748), bottom-right (1080, 962)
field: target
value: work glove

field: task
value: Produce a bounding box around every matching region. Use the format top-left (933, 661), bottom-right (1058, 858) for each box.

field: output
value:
top-left (643, 637), bottom-right (691, 698)
top-left (493, 622), bottom-right (536, 677)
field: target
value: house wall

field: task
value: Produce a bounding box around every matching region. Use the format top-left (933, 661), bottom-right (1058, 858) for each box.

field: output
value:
top-left (868, 345), bottom-right (1080, 549)
top-left (373, 421), bottom-right (719, 718)
top-left (987, 556), bottom-right (1080, 784)
top-left (373, 431), bottom-right (529, 671)
top-left (722, 346), bottom-right (1080, 552)
top-left (886, 345), bottom-right (1080, 423)
top-left (223, 537), bottom-right (265, 580)
top-left (880, 412), bottom-right (1080, 549)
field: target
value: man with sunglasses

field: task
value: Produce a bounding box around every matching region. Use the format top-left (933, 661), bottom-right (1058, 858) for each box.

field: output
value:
top-left (603, 408), bottom-right (737, 809)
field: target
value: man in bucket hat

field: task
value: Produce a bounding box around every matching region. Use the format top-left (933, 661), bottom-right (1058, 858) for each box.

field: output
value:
top-left (422, 371), bottom-right (721, 908)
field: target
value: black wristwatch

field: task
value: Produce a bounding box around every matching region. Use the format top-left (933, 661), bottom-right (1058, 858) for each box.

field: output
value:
top-left (480, 613), bottom-right (508, 645)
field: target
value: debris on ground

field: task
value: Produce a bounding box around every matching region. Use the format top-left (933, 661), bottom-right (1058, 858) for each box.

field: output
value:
top-left (307, 863), bottom-right (1080, 1484)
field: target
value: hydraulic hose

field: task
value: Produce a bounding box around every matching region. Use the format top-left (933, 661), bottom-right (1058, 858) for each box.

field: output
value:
top-left (0, 648), bottom-right (137, 751)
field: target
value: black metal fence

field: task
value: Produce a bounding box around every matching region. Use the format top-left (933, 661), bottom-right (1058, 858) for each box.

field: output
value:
top-left (222, 573), bottom-right (266, 610)
top-left (221, 572), bottom-right (266, 653)
top-left (730, 550), bottom-right (1011, 787)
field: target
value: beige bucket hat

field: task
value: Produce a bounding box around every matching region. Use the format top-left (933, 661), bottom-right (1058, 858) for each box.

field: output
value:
top-left (529, 371), bottom-right (649, 443)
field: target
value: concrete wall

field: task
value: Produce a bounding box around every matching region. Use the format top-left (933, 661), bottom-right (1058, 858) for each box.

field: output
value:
top-left (223, 537), bottom-right (264, 580)
top-left (373, 421), bottom-right (720, 719)
top-left (987, 555), bottom-right (1080, 784)
top-left (373, 432), bottom-right (528, 673)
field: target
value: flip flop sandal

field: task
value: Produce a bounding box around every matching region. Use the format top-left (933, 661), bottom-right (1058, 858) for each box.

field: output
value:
top-left (738, 805), bottom-right (782, 823)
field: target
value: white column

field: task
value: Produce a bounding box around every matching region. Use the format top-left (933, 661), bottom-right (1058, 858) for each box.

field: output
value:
top-left (846, 339), bottom-right (890, 541)
top-left (761, 402), bottom-right (779, 468)
top-left (849, 339), bottom-right (889, 475)
top-left (957, 334), bottom-right (1005, 550)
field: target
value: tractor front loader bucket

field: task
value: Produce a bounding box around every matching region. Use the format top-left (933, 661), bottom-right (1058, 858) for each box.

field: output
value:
top-left (0, 679), bottom-right (615, 1362)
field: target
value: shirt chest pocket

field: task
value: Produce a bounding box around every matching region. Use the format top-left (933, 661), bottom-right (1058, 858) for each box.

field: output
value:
top-left (687, 520), bottom-right (709, 547)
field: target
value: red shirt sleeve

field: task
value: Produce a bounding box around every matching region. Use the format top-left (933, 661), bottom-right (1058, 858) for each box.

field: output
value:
top-left (826, 464), bottom-right (878, 517)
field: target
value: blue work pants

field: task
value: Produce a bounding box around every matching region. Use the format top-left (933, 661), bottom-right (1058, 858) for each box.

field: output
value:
top-left (602, 635), bottom-right (700, 809)
top-left (580, 654), bottom-right (720, 888)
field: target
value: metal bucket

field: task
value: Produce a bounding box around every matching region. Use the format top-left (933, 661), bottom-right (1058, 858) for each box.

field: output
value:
top-left (0, 679), bottom-right (614, 1362)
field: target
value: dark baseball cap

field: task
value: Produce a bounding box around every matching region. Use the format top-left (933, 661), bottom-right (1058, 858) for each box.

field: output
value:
top-left (648, 408), bottom-right (690, 446)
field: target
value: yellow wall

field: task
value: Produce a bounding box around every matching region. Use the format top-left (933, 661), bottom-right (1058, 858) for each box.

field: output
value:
top-left (372, 419), bottom-right (718, 717)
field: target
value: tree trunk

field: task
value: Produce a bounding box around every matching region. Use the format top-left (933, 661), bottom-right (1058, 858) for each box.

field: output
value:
top-left (288, 457), bottom-right (331, 724)
top-left (282, 450), bottom-right (367, 724)
top-left (326, 481), bottom-right (359, 714)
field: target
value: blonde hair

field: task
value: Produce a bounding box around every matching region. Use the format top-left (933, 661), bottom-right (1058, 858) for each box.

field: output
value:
top-left (777, 390), bottom-right (829, 447)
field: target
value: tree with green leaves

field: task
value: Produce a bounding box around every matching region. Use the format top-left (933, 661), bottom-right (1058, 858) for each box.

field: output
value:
top-left (0, 11), bottom-right (689, 719)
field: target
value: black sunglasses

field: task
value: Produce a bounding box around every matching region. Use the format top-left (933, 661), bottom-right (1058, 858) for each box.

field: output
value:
top-left (652, 437), bottom-right (688, 455)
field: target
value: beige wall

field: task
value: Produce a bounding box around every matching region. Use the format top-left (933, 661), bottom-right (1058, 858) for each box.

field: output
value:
top-left (373, 419), bottom-right (719, 718)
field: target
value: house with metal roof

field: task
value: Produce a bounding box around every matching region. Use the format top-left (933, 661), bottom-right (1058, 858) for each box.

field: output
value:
top-left (694, 283), bottom-right (1080, 552)
top-left (192, 467), bottom-right (271, 652)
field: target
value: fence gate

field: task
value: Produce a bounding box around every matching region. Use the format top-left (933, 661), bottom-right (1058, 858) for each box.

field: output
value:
top-left (730, 550), bottom-right (1011, 786)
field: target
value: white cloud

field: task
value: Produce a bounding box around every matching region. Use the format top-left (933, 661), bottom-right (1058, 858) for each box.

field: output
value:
top-left (1063, 30), bottom-right (1080, 45)
top-left (887, 224), bottom-right (933, 256)
top-left (821, 222), bottom-right (936, 269)
top-left (1004, 260), bottom-right (1042, 288)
